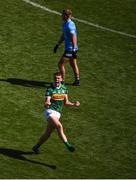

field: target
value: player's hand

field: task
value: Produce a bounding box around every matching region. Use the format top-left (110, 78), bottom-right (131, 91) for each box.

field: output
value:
top-left (53, 44), bottom-right (59, 53)
top-left (74, 101), bottom-right (80, 107)
top-left (72, 49), bottom-right (77, 58)
top-left (44, 101), bottom-right (51, 108)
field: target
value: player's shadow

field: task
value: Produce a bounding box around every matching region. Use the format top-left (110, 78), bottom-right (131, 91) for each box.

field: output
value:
top-left (0, 78), bottom-right (51, 88)
top-left (0, 147), bottom-right (56, 169)
top-left (0, 78), bottom-right (72, 88)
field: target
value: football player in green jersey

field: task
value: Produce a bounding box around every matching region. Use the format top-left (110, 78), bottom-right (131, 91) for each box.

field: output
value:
top-left (32, 72), bottom-right (80, 154)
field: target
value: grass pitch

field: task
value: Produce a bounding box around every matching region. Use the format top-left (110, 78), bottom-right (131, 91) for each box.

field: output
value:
top-left (0, 0), bottom-right (136, 178)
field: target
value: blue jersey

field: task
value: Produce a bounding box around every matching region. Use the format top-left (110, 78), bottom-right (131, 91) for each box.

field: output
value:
top-left (63, 19), bottom-right (78, 51)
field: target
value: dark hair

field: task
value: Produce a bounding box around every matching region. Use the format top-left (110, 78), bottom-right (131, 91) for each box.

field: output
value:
top-left (62, 9), bottom-right (72, 16)
top-left (54, 72), bottom-right (62, 77)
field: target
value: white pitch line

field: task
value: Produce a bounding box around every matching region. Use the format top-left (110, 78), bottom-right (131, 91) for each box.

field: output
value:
top-left (22, 0), bottom-right (136, 39)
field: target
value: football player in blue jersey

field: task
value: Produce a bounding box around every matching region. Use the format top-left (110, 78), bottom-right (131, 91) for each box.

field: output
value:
top-left (53, 9), bottom-right (80, 86)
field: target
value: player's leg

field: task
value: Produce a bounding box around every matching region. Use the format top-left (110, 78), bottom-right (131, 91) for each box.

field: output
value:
top-left (32, 121), bottom-right (55, 154)
top-left (69, 58), bottom-right (80, 86)
top-left (58, 55), bottom-right (69, 81)
top-left (49, 116), bottom-right (75, 152)
top-left (38, 122), bottom-right (55, 145)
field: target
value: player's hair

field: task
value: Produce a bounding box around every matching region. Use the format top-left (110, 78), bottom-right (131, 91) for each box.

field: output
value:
top-left (54, 72), bottom-right (62, 77)
top-left (62, 9), bottom-right (72, 16)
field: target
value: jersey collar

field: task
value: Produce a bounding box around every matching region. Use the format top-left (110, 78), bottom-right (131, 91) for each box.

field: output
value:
top-left (64, 18), bottom-right (71, 24)
top-left (52, 82), bottom-right (62, 89)
top-left (56, 84), bottom-right (61, 89)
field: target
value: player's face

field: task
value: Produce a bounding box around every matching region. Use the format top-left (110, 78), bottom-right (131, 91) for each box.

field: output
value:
top-left (54, 75), bottom-right (62, 87)
top-left (62, 13), bottom-right (69, 21)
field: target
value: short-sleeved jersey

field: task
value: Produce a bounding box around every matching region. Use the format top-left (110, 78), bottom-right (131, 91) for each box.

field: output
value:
top-left (63, 19), bottom-right (78, 51)
top-left (45, 84), bottom-right (68, 113)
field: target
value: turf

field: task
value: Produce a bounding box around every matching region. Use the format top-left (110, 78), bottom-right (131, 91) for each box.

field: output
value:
top-left (0, 0), bottom-right (136, 178)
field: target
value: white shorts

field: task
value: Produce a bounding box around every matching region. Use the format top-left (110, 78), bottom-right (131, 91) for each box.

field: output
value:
top-left (44, 109), bottom-right (61, 120)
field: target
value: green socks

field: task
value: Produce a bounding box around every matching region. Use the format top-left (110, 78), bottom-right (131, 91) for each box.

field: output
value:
top-left (64, 141), bottom-right (75, 152)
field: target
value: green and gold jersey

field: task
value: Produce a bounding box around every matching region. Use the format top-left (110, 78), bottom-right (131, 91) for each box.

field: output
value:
top-left (45, 83), bottom-right (68, 113)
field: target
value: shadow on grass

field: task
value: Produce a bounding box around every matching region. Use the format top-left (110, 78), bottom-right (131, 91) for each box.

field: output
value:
top-left (0, 78), bottom-right (72, 88)
top-left (0, 147), bottom-right (56, 169)
top-left (0, 78), bottom-right (51, 88)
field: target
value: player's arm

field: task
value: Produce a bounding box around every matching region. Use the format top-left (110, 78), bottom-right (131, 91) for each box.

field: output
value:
top-left (72, 33), bottom-right (77, 50)
top-left (44, 96), bottom-right (51, 108)
top-left (68, 22), bottom-right (77, 51)
top-left (44, 88), bottom-right (52, 108)
top-left (64, 94), bottom-right (80, 107)
top-left (58, 33), bottom-right (64, 45)
top-left (69, 23), bottom-right (77, 58)
top-left (53, 33), bottom-right (64, 53)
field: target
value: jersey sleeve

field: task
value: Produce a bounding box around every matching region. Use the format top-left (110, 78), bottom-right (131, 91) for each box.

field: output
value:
top-left (68, 22), bottom-right (76, 35)
top-left (61, 84), bottom-right (68, 94)
top-left (64, 85), bottom-right (68, 94)
top-left (65, 87), bottom-right (68, 94)
top-left (45, 88), bottom-right (52, 97)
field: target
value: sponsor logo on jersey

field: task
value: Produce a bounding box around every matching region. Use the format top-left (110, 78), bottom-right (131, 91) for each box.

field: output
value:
top-left (52, 94), bottom-right (65, 100)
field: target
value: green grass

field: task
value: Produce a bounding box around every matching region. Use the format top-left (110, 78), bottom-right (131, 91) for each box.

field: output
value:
top-left (0, 0), bottom-right (136, 178)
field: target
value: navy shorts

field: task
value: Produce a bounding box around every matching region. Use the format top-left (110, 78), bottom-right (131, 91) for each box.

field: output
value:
top-left (63, 50), bottom-right (77, 59)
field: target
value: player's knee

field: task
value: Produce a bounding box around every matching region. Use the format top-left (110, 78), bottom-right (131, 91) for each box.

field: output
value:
top-left (56, 123), bottom-right (63, 131)
top-left (58, 61), bottom-right (64, 68)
